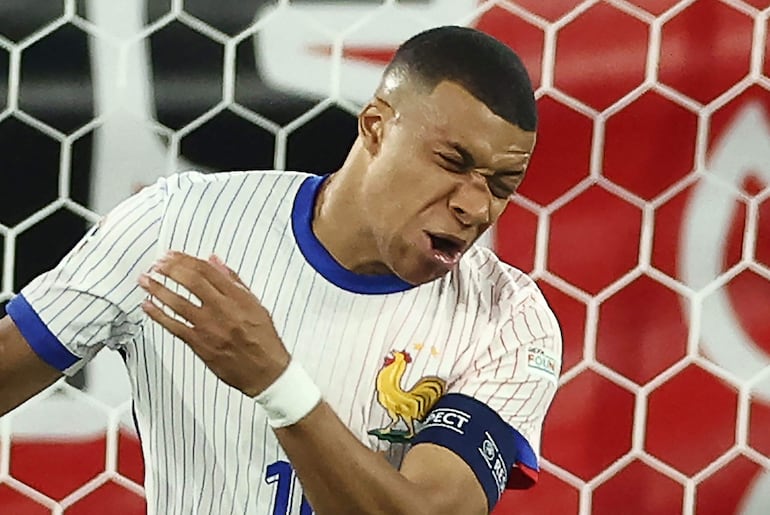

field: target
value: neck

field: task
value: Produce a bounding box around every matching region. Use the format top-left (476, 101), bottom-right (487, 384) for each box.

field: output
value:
top-left (312, 141), bottom-right (391, 275)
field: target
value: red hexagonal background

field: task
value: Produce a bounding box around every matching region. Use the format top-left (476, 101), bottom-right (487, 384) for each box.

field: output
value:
top-left (516, 95), bottom-right (592, 206)
top-left (65, 481), bottom-right (145, 515)
top-left (542, 370), bottom-right (635, 480)
top-left (708, 85), bottom-right (770, 156)
top-left (603, 91), bottom-right (697, 200)
top-left (695, 455), bottom-right (768, 515)
top-left (2, 2), bottom-right (768, 515)
top-left (646, 364), bottom-right (738, 476)
top-left (651, 179), bottom-right (746, 288)
top-left (743, 0), bottom-right (770, 10)
top-left (766, 16), bottom-right (770, 79)
top-left (0, 484), bottom-right (48, 515)
top-left (704, 117), bottom-right (770, 357)
top-left (554, 3), bottom-right (648, 111)
top-left (750, 387), bottom-right (770, 461)
top-left (118, 429), bottom-right (144, 485)
top-left (659, 0), bottom-right (753, 105)
top-left (548, 185), bottom-right (642, 295)
top-left (474, 5), bottom-right (544, 90)
top-left (503, 0), bottom-right (581, 23)
top-left (633, 0), bottom-right (681, 16)
top-left (592, 459), bottom-right (683, 515)
top-left (759, 194), bottom-right (770, 271)
top-left (537, 280), bottom-right (585, 375)
top-left (717, 270), bottom-right (770, 358)
top-left (499, 469), bottom-right (579, 515)
top-left (597, 275), bottom-right (688, 385)
top-left (497, 202), bottom-right (538, 274)
top-left (10, 436), bottom-right (105, 500)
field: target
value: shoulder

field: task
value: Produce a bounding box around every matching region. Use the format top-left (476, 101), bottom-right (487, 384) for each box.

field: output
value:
top-left (452, 246), bottom-right (563, 389)
top-left (162, 169), bottom-right (312, 196)
top-left (457, 245), bottom-right (558, 332)
top-left (153, 170), bottom-right (313, 216)
top-left (459, 245), bottom-right (544, 305)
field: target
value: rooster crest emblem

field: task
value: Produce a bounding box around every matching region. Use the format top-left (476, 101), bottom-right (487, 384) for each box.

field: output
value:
top-left (367, 350), bottom-right (446, 443)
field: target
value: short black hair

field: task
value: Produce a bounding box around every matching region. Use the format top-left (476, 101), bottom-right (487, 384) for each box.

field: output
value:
top-left (382, 25), bottom-right (537, 131)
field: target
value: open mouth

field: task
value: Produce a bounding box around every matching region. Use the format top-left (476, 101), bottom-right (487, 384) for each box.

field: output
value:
top-left (426, 232), bottom-right (464, 266)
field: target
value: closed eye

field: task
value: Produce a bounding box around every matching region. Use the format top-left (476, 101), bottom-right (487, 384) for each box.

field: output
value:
top-left (488, 176), bottom-right (521, 198)
top-left (436, 153), bottom-right (466, 171)
top-left (435, 150), bottom-right (524, 198)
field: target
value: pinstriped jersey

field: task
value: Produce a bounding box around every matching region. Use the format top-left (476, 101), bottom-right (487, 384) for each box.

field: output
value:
top-left (8, 170), bottom-right (562, 514)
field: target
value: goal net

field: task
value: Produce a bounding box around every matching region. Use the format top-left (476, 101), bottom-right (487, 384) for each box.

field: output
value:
top-left (0, 1), bottom-right (768, 514)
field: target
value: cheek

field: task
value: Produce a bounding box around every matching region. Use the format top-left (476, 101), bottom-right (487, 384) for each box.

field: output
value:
top-left (489, 201), bottom-right (508, 224)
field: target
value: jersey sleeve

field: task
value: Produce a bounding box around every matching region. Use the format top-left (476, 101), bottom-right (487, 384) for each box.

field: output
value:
top-left (5, 178), bottom-right (171, 376)
top-left (448, 288), bottom-right (562, 490)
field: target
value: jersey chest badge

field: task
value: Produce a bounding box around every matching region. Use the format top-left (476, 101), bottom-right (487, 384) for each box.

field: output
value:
top-left (367, 349), bottom-right (446, 443)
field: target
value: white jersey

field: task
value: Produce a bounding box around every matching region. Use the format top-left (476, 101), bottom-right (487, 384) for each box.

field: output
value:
top-left (8, 170), bottom-right (562, 514)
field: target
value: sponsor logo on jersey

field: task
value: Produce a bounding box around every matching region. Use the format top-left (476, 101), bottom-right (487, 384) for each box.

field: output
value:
top-left (478, 431), bottom-right (507, 498)
top-left (525, 346), bottom-right (559, 383)
top-left (420, 408), bottom-right (471, 435)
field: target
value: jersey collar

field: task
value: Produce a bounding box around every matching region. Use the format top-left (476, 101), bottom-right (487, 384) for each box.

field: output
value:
top-left (291, 174), bottom-right (415, 295)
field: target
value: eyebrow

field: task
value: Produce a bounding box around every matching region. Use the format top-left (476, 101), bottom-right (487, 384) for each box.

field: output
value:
top-left (443, 142), bottom-right (527, 176)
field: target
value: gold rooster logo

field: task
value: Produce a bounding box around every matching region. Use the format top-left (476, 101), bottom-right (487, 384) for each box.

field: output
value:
top-left (368, 350), bottom-right (446, 443)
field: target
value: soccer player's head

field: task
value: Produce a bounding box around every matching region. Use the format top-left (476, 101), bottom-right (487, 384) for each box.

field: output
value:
top-left (353, 25), bottom-right (537, 284)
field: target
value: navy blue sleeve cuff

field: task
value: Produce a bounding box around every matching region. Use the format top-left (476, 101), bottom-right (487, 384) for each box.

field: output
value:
top-left (410, 393), bottom-right (539, 511)
top-left (6, 293), bottom-right (80, 371)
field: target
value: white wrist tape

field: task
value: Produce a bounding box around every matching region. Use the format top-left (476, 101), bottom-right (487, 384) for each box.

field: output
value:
top-left (255, 359), bottom-right (322, 428)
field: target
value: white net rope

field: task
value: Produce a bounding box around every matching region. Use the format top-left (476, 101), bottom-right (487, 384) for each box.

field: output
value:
top-left (1, 0), bottom-right (769, 513)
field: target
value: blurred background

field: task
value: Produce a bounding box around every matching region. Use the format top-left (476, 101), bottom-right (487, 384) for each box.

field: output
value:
top-left (0, 0), bottom-right (769, 513)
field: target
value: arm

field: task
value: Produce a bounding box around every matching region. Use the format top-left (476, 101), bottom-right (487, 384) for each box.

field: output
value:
top-left (139, 253), bottom-right (539, 515)
top-left (268, 280), bottom-right (560, 510)
top-left (0, 176), bottom-right (172, 418)
top-left (0, 315), bottom-right (62, 417)
top-left (274, 401), bottom-right (486, 515)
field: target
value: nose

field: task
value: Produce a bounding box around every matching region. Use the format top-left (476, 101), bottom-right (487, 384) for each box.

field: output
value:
top-left (448, 173), bottom-right (491, 227)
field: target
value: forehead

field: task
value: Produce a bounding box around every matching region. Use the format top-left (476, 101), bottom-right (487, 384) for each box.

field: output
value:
top-left (401, 81), bottom-right (536, 162)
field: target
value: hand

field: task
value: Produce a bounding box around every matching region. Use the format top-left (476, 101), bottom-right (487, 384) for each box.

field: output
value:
top-left (137, 251), bottom-right (290, 397)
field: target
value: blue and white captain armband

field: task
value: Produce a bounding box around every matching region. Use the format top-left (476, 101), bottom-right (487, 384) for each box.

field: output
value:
top-left (410, 393), bottom-right (539, 511)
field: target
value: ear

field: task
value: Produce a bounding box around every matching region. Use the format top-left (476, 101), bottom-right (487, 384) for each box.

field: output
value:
top-left (358, 101), bottom-right (385, 157)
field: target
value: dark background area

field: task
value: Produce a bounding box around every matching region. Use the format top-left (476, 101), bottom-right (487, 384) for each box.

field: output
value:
top-left (0, 0), bottom-right (368, 316)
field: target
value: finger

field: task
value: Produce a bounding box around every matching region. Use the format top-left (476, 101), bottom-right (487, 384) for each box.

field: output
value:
top-left (141, 297), bottom-right (196, 344)
top-left (209, 255), bottom-right (247, 287)
top-left (154, 251), bottom-right (232, 298)
top-left (138, 272), bottom-right (201, 323)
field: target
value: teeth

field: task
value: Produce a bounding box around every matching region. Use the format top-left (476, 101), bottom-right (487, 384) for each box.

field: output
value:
top-left (431, 235), bottom-right (457, 253)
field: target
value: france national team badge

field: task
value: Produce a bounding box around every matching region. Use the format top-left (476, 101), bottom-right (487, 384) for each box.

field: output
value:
top-left (368, 350), bottom-right (446, 443)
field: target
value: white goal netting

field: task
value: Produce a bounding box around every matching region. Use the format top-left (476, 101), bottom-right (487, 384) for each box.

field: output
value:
top-left (0, 1), bottom-right (769, 514)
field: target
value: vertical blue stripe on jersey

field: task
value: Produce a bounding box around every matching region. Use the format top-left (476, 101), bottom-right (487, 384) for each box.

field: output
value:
top-left (6, 293), bottom-right (79, 371)
top-left (291, 174), bottom-right (415, 295)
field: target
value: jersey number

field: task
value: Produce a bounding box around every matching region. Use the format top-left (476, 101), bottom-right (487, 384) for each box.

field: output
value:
top-left (265, 460), bottom-right (313, 515)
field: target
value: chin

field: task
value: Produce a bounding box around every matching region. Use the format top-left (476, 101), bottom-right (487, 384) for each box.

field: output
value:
top-left (385, 240), bottom-right (453, 285)
top-left (390, 260), bottom-right (446, 286)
